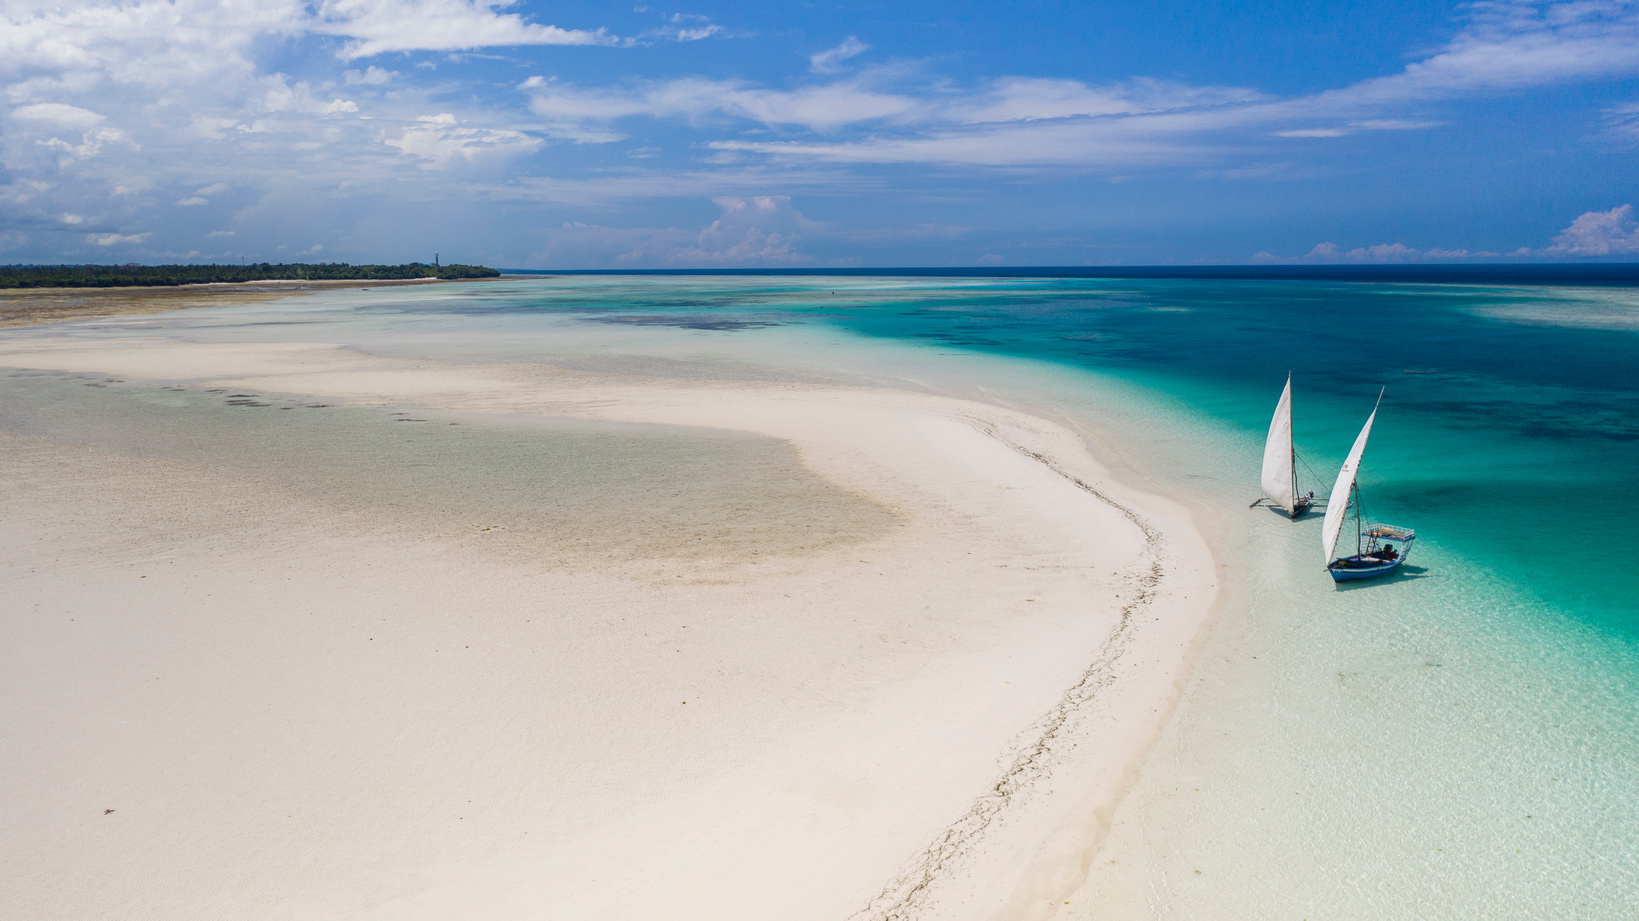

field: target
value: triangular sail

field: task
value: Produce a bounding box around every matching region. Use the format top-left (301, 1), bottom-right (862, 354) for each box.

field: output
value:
top-left (1322, 402), bottom-right (1379, 565)
top-left (1260, 375), bottom-right (1297, 514)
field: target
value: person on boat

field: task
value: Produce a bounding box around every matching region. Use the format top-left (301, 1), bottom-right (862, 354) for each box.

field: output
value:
top-left (1376, 546), bottom-right (1399, 562)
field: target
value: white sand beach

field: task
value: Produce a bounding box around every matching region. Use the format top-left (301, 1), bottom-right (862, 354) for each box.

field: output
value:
top-left (1, 312), bottom-right (1217, 920)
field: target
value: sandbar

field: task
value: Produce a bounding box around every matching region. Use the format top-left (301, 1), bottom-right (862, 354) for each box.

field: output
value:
top-left (0, 305), bottom-right (1217, 920)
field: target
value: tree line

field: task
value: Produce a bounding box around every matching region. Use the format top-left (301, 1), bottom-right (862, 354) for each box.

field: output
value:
top-left (0, 262), bottom-right (500, 288)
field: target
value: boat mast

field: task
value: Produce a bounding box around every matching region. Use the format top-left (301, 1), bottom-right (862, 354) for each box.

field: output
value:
top-left (1262, 373), bottom-right (1298, 515)
top-left (1359, 390), bottom-right (1382, 555)
top-left (1289, 375), bottom-right (1299, 507)
top-left (1290, 444), bottom-right (1300, 510)
top-left (1352, 482), bottom-right (1363, 555)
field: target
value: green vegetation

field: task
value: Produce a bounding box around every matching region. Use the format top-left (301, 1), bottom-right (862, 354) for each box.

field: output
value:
top-left (0, 262), bottom-right (500, 289)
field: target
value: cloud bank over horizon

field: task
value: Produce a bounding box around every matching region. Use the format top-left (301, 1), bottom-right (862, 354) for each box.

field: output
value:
top-left (2, 0), bottom-right (1637, 267)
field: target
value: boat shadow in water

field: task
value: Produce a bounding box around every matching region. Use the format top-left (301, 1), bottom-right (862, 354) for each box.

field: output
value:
top-left (1331, 562), bottom-right (1432, 590)
top-left (1257, 504), bottom-right (1321, 521)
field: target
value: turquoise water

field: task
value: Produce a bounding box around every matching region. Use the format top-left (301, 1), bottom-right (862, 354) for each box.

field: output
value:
top-left (361, 274), bottom-right (1639, 635)
top-left (340, 274), bottom-right (1638, 912)
top-left (47, 274), bottom-right (1635, 912)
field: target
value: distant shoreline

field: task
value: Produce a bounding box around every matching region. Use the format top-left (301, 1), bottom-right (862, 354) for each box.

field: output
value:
top-left (0, 262), bottom-right (500, 290)
top-left (0, 276), bottom-right (493, 330)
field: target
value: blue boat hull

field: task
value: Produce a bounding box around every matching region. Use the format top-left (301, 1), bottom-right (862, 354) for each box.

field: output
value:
top-left (1328, 556), bottom-right (1404, 582)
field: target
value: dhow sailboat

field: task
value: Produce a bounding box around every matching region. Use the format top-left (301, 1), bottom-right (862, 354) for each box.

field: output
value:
top-left (1252, 373), bottom-right (1315, 517)
top-left (1322, 393), bottom-right (1416, 582)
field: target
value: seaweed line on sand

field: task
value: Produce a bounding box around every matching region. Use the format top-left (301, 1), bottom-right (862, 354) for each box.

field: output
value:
top-left (849, 417), bottom-right (1165, 921)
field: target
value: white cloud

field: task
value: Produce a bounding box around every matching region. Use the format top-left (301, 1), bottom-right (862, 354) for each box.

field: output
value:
top-left (1607, 101), bottom-right (1639, 134)
top-left (699, 0), bottom-right (1639, 169)
top-left (810, 37), bottom-right (868, 74)
top-left (1351, 119), bottom-right (1443, 130)
top-left (522, 76), bottom-right (920, 133)
top-left (1545, 204), bottom-right (1639, 254)
top-left (1254, 240), bottom-right (1503, 263)
top-left (519, 72), bottom-right (1269, 144)
top-left (309, 0), bottom-right (615, 59)
top-left (88, 232), bottom-right (150, 245)
top-left (344, 65), bottom-right (397, 85)
top-left (207, 229), bottom-right (236, 237)
top-left (3, 0), bottom-right (1637, 263)
top-left (385, 112), bottom-right (543, 166)
top-left (637, 14), bottom-right (722, 44)
top-left (36, 126), bottom-right (131, 160)
top-left (1263, 205), bottom-right (1639, 263)
top-left (11, 103), bottom-right (106, 129)
top-left (1324, 0), bottom-right (1639, 104)
top-left (949, 77), bottom-right (1263, 124)
top-left (709, 119), bottom-right (1187, 168)
top-left (176, 196), bottom-right (208, 206)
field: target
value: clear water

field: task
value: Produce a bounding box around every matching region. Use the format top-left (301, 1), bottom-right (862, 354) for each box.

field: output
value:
top-left (24, 273), bottom-right (1636, 912)
top-left (398, 275), bottom-right (1639, 630)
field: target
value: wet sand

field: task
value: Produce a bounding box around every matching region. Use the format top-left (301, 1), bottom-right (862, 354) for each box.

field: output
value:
top-left (0, 276), bottom-right (492, 329)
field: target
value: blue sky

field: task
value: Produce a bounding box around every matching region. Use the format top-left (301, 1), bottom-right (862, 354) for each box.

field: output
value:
top-left (3, 0), bottom-right (1638, 267)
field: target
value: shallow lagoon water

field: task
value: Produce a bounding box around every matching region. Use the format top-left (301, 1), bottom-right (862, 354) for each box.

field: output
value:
top-left (18, 274), bottom-right (1636, 914)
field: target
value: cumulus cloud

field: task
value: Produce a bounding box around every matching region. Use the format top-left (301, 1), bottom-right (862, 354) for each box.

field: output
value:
top-left (36, 126), bottom-right (131, 161)
top-left (1259, 205), bottom-right (1639, 262)
top-left (0, 0), bottom-right (606, 256)
top-left (4, 0), bottom-right (1638, 263)
top-left (344, 65), bottom-right (397, 85)
top-left (1254, 240), bottom-right (1504, 263)
top-left (1544, 204), bottom-right (1639, 254)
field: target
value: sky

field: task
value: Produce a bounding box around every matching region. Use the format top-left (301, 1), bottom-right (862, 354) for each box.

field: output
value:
top-left (3, 0), bottom-right (1639, 268)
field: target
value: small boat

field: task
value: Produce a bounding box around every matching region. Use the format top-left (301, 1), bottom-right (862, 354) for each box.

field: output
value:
top-left (1321, 393), bottom-right (1416, 582)
top-left (1252, 373), bottom-right (1316, 517)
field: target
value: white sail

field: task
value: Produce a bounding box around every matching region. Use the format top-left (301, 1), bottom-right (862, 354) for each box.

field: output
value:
top-left (1260, 375), bottom-right (1297, 514)
top-left (1321, 403), bottom-right (1379, 565)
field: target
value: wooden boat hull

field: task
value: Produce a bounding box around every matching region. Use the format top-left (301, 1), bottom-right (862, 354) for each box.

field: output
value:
top-left (1327, 555), bottom-right (1404, 582)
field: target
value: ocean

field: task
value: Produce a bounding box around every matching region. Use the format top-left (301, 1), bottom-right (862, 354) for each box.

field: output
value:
top-left (32, 270), bottom-right (1638, 915)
